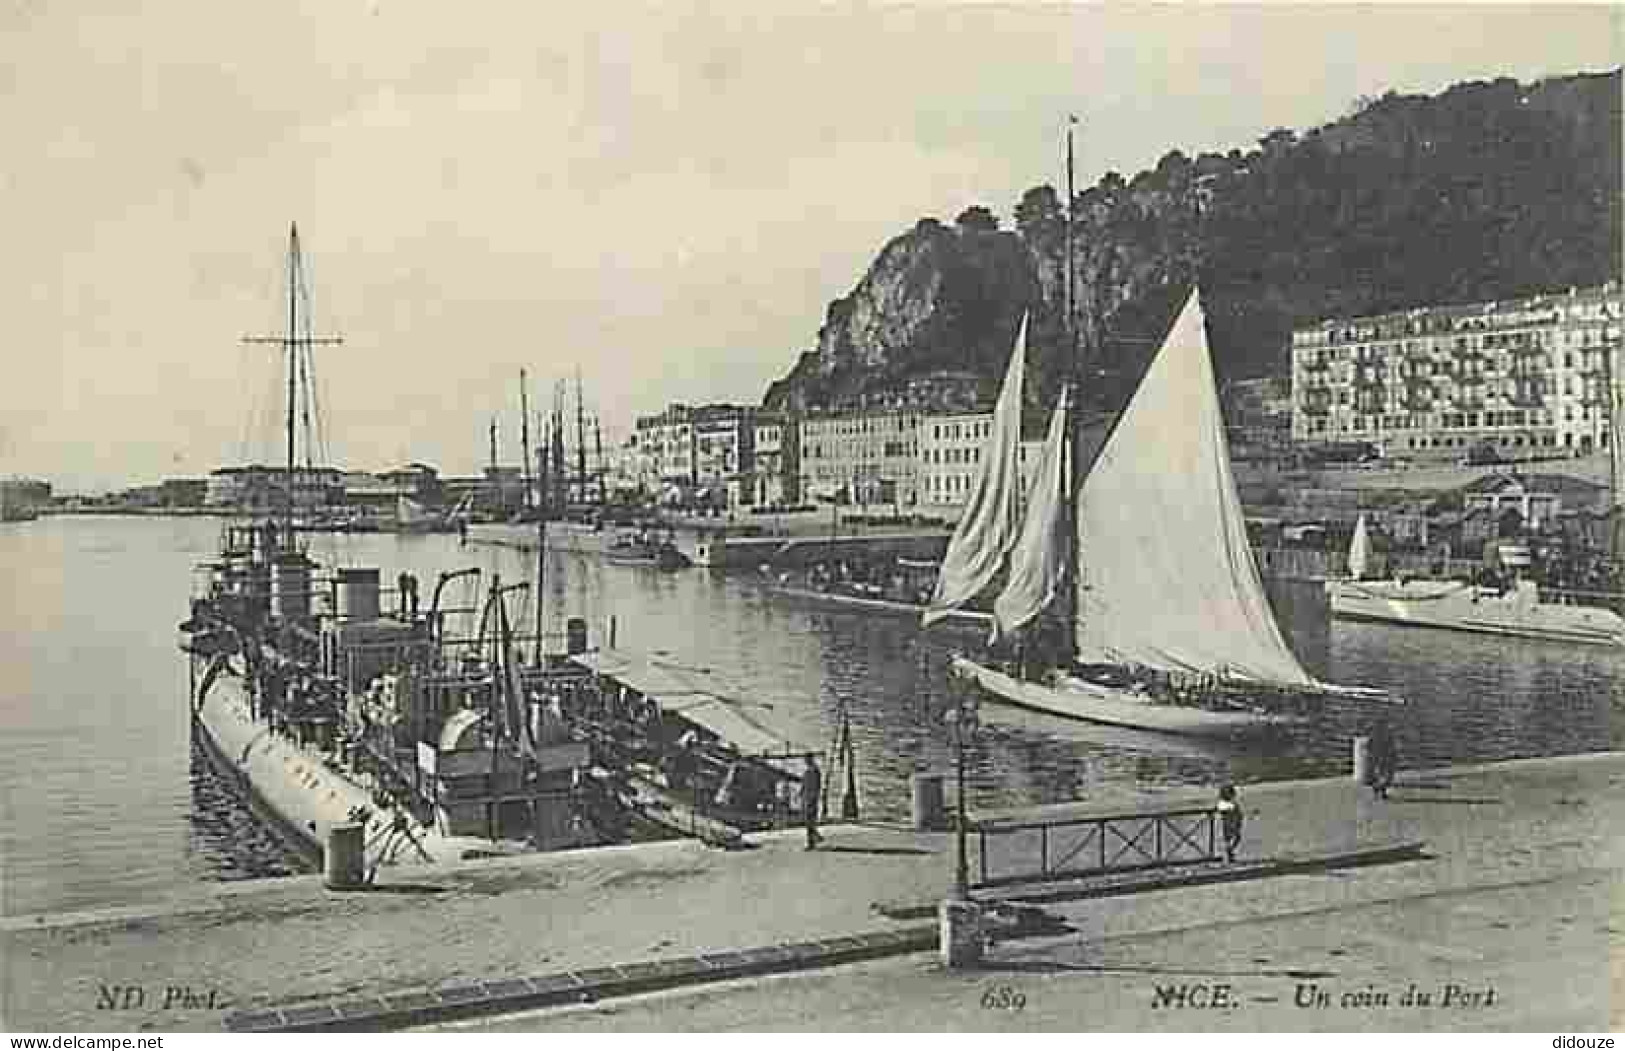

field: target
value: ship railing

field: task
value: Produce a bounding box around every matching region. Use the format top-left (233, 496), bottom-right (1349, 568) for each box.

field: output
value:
top-left (973, 806), bottom-right (1220, 889)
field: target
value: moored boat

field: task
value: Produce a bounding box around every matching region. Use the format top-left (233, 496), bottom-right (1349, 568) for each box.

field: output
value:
top-left (1325, 513), bottom-right (1625, 646)
top-left (181, 226), bottom-right (607, 872)
top-left (1326, 576), bottom-right (1625, 646)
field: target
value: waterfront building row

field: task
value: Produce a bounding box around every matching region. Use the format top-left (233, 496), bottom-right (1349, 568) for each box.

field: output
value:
top-left (628, 402), bottom-right (1043, 513)
top-left (1290, 282), bottom-right (1624, 459)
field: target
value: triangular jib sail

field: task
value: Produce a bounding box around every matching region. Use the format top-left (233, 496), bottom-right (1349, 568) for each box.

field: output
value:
top-left (1074, 290), bottom-right (1314, 687)
top-left (1347, 514), bottom-right (1371, 580)
top-left (922, 313), bottom-right (1029, 626)
top-left (992, 384), bottom-right (1071, 642)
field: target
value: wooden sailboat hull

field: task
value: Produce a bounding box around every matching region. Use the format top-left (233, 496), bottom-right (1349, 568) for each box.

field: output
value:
top-left (950, 657), bottom-right (1305, 738)
top-left (1326, 579), bottom-right (1625, 647)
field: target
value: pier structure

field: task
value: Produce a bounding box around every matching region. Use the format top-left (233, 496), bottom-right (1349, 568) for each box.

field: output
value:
top-left (7, 752), bottom-right (1620, 1032)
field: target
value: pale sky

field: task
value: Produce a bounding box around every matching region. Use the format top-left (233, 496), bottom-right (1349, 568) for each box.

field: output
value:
top-left (4, 3), bottom-right (1620, 492)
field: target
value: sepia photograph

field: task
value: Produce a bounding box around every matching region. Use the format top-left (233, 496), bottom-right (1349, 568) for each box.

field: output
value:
top-left (1, 1), bottom-right (1621, 1037)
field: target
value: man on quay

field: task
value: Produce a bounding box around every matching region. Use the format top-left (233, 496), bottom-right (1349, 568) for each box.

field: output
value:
top-left (802, 753), bottom-right (824, 850)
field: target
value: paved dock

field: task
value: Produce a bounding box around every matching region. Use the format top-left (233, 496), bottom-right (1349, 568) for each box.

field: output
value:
top-left (3, 753), bottom-right (1620, 1032)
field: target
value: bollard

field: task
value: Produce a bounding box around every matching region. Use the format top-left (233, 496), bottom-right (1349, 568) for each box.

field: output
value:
top-left (324, 823), bottom-right (366, 890)
top-left (910, 772), bottom-right (946, 832)
top-left (1352, 735), bottom-right (1372, 787)
top-left (939, 897), bottom-right (985, 969)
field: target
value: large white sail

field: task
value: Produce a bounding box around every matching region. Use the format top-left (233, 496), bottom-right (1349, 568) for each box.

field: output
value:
top-left (1073, 290), bottom-right (1313, 686)
top-left (1347, 514), bottom-right (1371, 580)
top-left (992, 385), bottom-right (1071, 642)
top-left (923, 313), bottom-right (1029, 626)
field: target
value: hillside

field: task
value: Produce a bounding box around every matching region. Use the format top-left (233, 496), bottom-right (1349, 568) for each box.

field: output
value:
top-left (763, 69), bottom-right (1622, 416)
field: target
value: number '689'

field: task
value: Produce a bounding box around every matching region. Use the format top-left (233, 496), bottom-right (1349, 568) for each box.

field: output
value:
top-left (980, 985), bottom-right (1026, 1011)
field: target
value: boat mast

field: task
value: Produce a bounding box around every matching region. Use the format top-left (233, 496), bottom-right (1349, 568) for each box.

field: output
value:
top-left (520, 369), bottom-right (533, 513)
top-left (1611, 339), bottom-right (1625, 564)
top-left (1057, 117), bottom-right (1081, 667)
top-left (594, 416), bottom-right (604, 505)
top-left (575, 369), bottom-right (587, 506)
top-left (242, 223), bottom-right (342, 545)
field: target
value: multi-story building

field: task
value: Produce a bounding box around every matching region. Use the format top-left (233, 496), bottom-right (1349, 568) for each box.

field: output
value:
top-left (1222, 376), bottom-right (1293, 453)
top-left (1291, 283), bottom-right (1624, 460)
top-left (205, 465), bottom-right (342, 511)
top-left (749, 412), bottom-right (799, 506)
top-left (1, 478), bottom-right (52, 513)
top-left (631, 403), bottom-right (758, 506)
top-left (632, 404), bottom-right (697, 489)
top-left (800, 408), bottom-right (922, 507)
top-left (918, 411), bottom-right (992, 510)
top-left (918, 410), bottom-right (1046, 515)
top-left (693, 405), bottom-right (755, 500)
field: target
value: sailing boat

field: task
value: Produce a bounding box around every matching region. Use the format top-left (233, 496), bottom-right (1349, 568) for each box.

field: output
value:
top-left (935, 289), bottom-right (1395, 736)
top-left (1347, 514), bottom-right (1371, 580)
top-left (392, 493), bottom-right (457, 534)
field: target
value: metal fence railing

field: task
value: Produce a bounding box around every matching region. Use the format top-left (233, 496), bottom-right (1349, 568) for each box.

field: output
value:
top-left (975, 807), bottom-right (1220, 889)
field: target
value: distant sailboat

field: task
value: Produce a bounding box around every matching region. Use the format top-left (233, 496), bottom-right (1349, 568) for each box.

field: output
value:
top-left (933, 289), bottom-right (1395, 736)
top-left (1347, 514), bottom-right (1371, 581)
top-left (393, 494), bottom-right (456, 534)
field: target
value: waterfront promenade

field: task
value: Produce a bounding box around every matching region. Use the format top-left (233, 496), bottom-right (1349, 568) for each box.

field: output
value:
top-left (3, 753), bottom-right (1620, 1032)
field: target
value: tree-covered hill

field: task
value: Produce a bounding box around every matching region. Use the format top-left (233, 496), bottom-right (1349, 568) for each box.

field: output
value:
top-left (764, 69), bottom-right (1621, 416)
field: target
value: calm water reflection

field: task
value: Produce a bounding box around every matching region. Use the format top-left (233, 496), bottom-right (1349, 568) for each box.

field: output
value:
top-left (3, 516), bottom-right (1621, 915)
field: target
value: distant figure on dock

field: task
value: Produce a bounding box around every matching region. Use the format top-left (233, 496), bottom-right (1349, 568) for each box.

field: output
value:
top-left (1216, 784), bottom-right (1242, 863)
top-left (397, 572), bottom-right (420, 620)
top-left (1369, 721), bottom-right (1398, 800)
top-left (802, 753), bottom-right (824, 850)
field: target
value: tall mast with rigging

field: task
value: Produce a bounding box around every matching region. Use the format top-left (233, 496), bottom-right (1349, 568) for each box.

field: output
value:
top-left (1056, 117), bottom-right (1081, 667)
top-left (575, 369), bottom-right (587, 506)
top-left (242, 223), bottom-right (343, 543)
top-left (520, 369), bottom-right (533, 513)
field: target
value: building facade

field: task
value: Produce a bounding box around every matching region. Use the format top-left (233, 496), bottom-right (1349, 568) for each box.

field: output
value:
top-left (1223, 376), bottom-right (1293, 453)
top-left (917, 410), bottom-right (1046, 515)
top-left (800, 409), bottom-right (922, 507)
top-left (632, 404), bottom-right (697, 490)
top-left (1291, 283), bottom-right (1624, 459)
top-left (631, 403), bottom-right (758, 506)
top-left (749, 412), bottom-right (799, 506)
top-left (205, 466), bottom-right (342, 511)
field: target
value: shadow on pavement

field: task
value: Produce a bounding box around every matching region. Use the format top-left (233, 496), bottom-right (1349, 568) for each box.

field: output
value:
top-left (820, 845), bottom-right (938, 857)
top-left (360, 882), bottom-right (448, 895)
top-left (981, 958), bottom-right (1340, 980)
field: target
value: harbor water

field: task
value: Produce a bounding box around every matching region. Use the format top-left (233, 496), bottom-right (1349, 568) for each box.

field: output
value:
top-left (3, 514), bottom-right (1623, 918)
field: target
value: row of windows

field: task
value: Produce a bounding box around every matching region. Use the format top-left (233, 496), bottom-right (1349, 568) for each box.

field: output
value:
top-left (930, 420), bottom-right (991, 441)
top-left (1298, 329), bottom-right (1617, 368)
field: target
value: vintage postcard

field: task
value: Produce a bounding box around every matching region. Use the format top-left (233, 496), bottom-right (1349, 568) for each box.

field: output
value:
top-left (2, 3), bottom-right (1621, 1036)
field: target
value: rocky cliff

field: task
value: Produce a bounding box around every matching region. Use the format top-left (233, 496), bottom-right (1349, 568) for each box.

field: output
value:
top-left (763, 69), bottom-right (1622, 416)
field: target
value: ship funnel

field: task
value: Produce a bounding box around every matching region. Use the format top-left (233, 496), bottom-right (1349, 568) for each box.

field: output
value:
top-left (271, 554), bottom-right (314, 622)
top-left (335, 567), bottom-right (381, 621)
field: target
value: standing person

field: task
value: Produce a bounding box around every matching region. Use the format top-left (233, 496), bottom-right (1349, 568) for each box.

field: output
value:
top-left (1216, 784), bottom-right (1243, 863)
top-left (801, 753), bottom-right (824, 850)
top-left (1369, 721), bottom-right (1398, 800)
